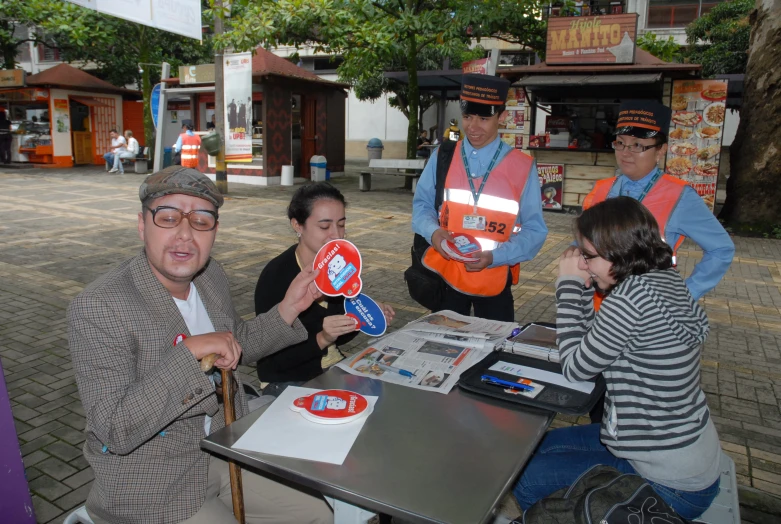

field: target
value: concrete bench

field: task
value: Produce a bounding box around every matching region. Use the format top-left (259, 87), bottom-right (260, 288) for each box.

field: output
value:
top-left (120, 147), bottom-right (151, 173)
top-left (359, 158), bottom-right (426, 192)
top-left (694, 452), bottom-right (741, 524)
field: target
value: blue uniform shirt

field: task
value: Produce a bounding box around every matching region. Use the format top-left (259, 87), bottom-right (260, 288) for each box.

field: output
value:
top-left (411, 135), bottom-right (548, 268)
top-left (611, 167), bottom-right (734, 300)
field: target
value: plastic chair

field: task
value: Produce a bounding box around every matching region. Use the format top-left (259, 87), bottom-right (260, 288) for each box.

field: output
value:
top-left (63, 505), bottom-right (94, 524)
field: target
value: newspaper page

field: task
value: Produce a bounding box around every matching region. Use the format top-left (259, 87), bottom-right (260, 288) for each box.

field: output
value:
top-left (334, 331), bottom-right (493, 394)
top-left (403, 310), bottom-right (516, 350)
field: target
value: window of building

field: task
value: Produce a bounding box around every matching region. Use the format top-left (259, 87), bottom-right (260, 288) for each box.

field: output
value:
top-left (312, 56), bottom-right (343, 72)
top-left (647, 0), bottom-right (722, 29)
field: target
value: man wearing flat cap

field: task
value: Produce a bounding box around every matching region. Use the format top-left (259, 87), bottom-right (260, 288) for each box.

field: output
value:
top-left (411, 74), bottom-right (548, 321)
top-left (68, 166), bottom-right (333, 523)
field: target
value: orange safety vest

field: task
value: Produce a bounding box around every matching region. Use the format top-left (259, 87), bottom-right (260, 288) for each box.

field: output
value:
top-left (582, 173), bottom-right (688, 310)
top-left (422, 142), bottom-right (532, 297)
top-left (181, 133), bottom-right (202, 168)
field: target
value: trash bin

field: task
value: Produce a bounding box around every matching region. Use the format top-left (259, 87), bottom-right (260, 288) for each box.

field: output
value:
top-left (281, 165), bottom-right (294, 186)
top-left (201, 131), bottom-right (221, 156)
top-left (310, 155), bottom-right (327, 182)
top-left (325, 169), bottom-right (331, 181)
top-left (163, 147), bottom-right (173, 168)
top-left (367, 138), bottom-right (384, 160)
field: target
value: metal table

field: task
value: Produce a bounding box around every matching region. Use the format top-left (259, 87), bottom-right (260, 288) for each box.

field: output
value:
top-left (202, 369), bottom-right (552, 524)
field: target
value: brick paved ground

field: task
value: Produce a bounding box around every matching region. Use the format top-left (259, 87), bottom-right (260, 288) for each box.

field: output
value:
top-left (2, 165), bottom-right (781, 523)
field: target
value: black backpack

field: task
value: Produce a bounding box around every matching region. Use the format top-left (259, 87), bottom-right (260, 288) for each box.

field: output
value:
top-left (404, 141), bottom-right (457, 310)
top-left (520, 465), bottom-right (690, 524)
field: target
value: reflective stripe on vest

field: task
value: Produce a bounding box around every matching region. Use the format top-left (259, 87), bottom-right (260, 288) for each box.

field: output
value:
top-left (181, 134), bottom-right (202, 168)
top-left (584, 173), bottom-right (688, 310)
top-left (422, 142), bottom-right (533, 297)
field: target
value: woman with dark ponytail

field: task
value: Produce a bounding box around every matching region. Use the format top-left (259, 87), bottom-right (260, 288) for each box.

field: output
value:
top-left (254, 183), bottom-right (394, 397)
top-left (514, 197), bottom-right (721, 520)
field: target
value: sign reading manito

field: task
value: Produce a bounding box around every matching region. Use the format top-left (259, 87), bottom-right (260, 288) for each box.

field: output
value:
top-left (546, 14), bottom-right (638, 65)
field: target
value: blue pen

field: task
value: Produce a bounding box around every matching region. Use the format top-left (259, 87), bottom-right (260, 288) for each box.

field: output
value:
top-left (374, 361), bottom-right (416, 378)
top-left (481, 374), bottom-right (534, 392)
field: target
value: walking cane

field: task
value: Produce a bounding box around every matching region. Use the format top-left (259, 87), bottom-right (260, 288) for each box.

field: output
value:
top-left (201, 354), bottom-right (246, 524)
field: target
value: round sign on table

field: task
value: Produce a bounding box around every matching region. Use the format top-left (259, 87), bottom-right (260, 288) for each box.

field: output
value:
top-left (344, 293), bottom-right (387, 337)
top-left (441, 232), bottom-right (481, 263)
top-left (290, 389), bottom-right (372, 424)
top-left (313, 239), bottom-right (363, 297)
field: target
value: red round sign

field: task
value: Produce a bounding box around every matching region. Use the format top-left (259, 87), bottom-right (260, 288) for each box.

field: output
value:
top-left (290, 389), bottom-right (371, 425)
top-left (312, 240), bottom-right (363, 297)
top-left (441, 232), bottom-right (482, 263)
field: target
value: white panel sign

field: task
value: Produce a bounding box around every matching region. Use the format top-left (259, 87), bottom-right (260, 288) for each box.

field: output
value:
top-left (95, 0), bottom-right (153, 26)
top-left (152, 0), bottom-right (203, 40)
top-left (223, 52), bottom-right (253, 162)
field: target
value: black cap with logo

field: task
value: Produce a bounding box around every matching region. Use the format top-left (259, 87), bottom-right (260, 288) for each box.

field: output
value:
top-left (459, 74), bottom-right (510, 117)
top-left (614, 100), bottom-right (671, 139)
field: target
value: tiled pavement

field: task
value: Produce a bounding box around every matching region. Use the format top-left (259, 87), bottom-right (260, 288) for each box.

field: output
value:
top-left (2, 165), bottom-right (781, 523)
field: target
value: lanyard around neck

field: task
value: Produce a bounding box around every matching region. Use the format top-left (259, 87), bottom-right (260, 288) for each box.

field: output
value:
top-left (624, 169), bottom-right (662, 203)
top-left (461, 141), bottom-right (503, 212)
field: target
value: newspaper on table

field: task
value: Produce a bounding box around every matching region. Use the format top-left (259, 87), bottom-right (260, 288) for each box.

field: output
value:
top-left (335, 310), bottom-right (516, 394)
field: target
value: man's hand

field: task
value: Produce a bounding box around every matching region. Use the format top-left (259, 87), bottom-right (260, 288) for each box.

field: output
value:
top-left (559, 246), bottom-right (592, 287)
top-left (464, 250), bottom-right (493, 272)
top-left (317, 315), bottom-right (359, 348)
top-left (379, 302), bottom-right (396, 323)
top-left (430, 228), bottom-right (452, 260)
top-left (278, 266), bottom-right (323, 325)
top-left (185, 332), bottom-right (242, 370)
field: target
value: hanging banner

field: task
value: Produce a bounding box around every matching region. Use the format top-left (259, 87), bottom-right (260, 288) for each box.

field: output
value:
top-left (538, 164), bottom-right (564, 211)
top-left (223, 52), bottom-right (253, 162)
top-left (150, 83), bottom-right (161, 129)
top-left (64, 1), bottom-right (202, 41)
top-left (666, 79), bottom-right (729, 211)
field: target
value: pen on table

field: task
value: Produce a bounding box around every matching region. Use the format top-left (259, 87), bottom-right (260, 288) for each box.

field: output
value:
top-left (374, 362), bottom-right (416, 378)
top-left (480, 374), bottom-right (534, 392)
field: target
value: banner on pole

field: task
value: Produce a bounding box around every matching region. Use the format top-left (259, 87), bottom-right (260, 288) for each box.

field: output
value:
top-left (151, 83), bottom-right (161, 128)
top-left (223, 52), bottom-right (253, 162)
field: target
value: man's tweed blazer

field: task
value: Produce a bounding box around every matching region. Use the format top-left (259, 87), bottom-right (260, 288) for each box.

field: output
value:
top-left (67, 251), bottom-right (307, 523)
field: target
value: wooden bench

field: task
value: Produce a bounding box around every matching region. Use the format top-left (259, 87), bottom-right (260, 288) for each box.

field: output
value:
top-left (359, 158), bottom-right (426, 192)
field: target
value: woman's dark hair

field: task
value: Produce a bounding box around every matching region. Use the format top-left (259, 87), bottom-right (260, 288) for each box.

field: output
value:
top-left (576, 196), bottom-right (673, 284)
top-left (287, 182), bottom-right (347, 224)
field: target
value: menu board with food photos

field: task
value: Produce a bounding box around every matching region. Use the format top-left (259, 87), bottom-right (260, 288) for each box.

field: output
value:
top-left (666, 79), bottom-right (729, 211)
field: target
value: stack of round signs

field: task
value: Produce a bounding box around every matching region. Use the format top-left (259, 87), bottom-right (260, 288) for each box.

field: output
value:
top-left (440, 232), bottom-right (481, 263)
top-left (290, 389), bottom-right (372, 424)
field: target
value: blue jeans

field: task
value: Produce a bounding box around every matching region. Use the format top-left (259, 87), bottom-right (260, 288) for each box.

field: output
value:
top-left (103, 152), bottom-right (114, 169)
top-left (513, 424), bottom-right (720, 520)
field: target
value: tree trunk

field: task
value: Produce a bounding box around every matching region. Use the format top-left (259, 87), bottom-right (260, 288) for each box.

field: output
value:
top-left (720, 0), bottom-right (781, 226)
top-left (404, 28), bottom-right (419, 190)
top-left (139, 33), bottom-right (155, 163)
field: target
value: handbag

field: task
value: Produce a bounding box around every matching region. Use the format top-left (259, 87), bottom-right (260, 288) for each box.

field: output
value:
top-left (404, 140), bottom-right (457, 310)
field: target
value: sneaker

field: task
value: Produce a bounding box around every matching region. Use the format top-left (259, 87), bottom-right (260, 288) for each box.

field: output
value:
top-left (108, 168), bottom-right (119, 173)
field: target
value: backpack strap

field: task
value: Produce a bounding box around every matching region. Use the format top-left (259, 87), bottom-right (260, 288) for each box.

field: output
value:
top-left (434, 140), bottom-right (457, 210)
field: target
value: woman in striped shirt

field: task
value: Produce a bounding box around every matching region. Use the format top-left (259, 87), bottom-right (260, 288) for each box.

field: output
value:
top-left (513, 197), bottom-right (721, 519)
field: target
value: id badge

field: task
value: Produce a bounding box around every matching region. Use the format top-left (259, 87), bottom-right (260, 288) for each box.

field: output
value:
top-left (462, 214), bottom-right (486, 231)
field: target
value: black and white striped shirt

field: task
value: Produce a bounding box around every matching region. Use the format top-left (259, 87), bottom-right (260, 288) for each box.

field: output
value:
top-left (556, 268), bottom-right (721, 489)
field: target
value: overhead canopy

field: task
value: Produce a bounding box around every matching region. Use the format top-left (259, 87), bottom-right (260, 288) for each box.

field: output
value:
top-left (384, 69), bottom-right (465, 100)
top-left (70, 96), bottom-right (111, 107)
top-left (25, 64), bottom-right (140, 97)
top-left (516, 73), bottom-right (662, 87)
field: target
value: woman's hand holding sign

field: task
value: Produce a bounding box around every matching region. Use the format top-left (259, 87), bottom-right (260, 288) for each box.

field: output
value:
top-left (318, 315), bottom-right (360, 349)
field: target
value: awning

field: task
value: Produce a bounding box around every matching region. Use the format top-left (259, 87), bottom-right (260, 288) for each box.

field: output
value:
top-left (514, 73), bottom-right (662, 87)
top-left (70, 96), bottom-right (111, 107)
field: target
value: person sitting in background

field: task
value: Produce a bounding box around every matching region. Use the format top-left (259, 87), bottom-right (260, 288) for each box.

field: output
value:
top-left (110, 130), bottom-right (140, 174)
top-left (103, 129), bottom-right (126, 172)
top-left (416, 129), bottom-right (431, 159)
top-left (254, 183), bottom-right (395, 397)
top-left (513, 197), bottom-right (721, 520)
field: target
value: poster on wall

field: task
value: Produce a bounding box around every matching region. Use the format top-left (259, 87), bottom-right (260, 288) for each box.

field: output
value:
top-left (666, 79), bottom-right (729, 211)
top-left (52, 99), bottom-right (70, 133)
top-left (538, 164), bottom-right (564, 210)
top-left (223, 51), bottom-right (253, 162)
top-left (500, 133), bottom-right (524, 149)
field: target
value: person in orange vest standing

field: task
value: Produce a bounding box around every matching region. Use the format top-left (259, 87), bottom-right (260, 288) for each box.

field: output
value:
top-left (411, 74), bottom-right (548, 321)
top-left (582, 99), bottom-right (734, 423)
top-left (173, 120), bottom-right (201, 168)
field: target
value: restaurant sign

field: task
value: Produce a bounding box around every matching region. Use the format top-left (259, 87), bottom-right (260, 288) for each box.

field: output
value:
top-left (0, 88), bottom-right (49, 102)
top-left (179, 64), bottom-right (215, 85)
top-left (546, 14), bottom-right (638, 65)
top-left (0, 69), bottom-right (26, 88)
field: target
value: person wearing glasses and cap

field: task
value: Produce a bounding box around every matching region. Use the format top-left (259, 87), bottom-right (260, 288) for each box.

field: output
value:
top-left (581, 100), bottom-right (734, 424)
top-left (67, 166), bottom-right (333, 523)
top-left (583, 100), bottom-right (734, 305)
top-left (411, 74), bottom-right (547, 321)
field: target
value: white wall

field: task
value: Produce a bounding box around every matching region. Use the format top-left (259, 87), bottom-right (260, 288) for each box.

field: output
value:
top-left (48, 89), bottom-right (123, 158)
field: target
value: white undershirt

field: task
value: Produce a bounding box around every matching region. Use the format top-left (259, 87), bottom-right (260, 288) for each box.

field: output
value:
top-left (172, 282), bottom-right (216, 435)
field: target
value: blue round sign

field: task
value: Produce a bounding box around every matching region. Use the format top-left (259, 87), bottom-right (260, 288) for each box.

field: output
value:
top-left (344, 293), bottom-right (387, 337)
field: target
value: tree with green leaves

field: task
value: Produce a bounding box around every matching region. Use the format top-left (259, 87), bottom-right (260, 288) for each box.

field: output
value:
top-left (636, 33), bottom-right (682, 63)
top-left (685, 0), bottom-right (752, 77)
top-left (0, 0), bottom-right (72, 69)
top-left (222, 0), bottom-right (545, 159)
